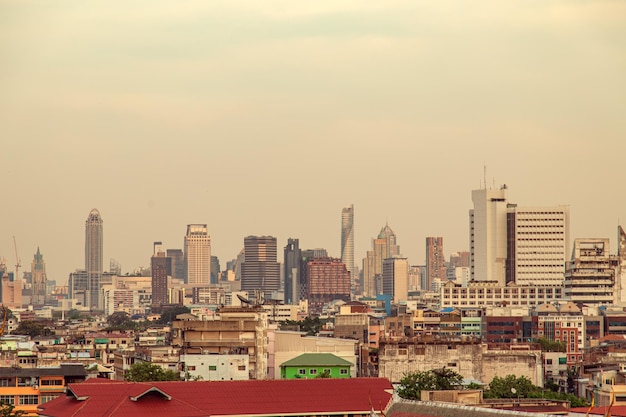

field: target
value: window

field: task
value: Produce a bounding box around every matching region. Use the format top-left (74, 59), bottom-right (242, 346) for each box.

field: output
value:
top-left (41, 379), bottom-right (63, 386)
top-left (0, 395), bottom-right (14, 405)
top-left (546, 359), bottom-right (553, 365)
top-left (0, 379), bottom-right (12, 387)
top-left (40, 395), bottom-right (57, 404)
top-left (340, 369), bottom-right (348, 375)
top-left (19, 395), bottom-right (38, 405)
top-left (187, 366), bottom-right (196, 371)
top-left (298, 369), bottom-right (306, 375)
top-left (310, 369), bottom-right (318, 375)
top-left (238, 365), bottom-right (246, 371)
top-left (323, 369), bottom-right (331, 374)
top-left (209, 366), bottom-right (217, 371)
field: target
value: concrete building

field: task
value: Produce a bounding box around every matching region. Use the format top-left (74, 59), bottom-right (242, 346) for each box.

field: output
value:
top-left (241, 236), bottom-right (280, 300)
top-left (426, 237), bottom-right (446, 292)
top-left (382, 257), bottom-right (409, 302)
top-left (101, 275), bottom-right (152, 317)
top-left (171, 306), bottom-right (268, 379)
top-left (151, 242), bottom-right (170, 308)
top-left (166, 249), bottom-right (185, 280)
top-left (1, 270), bottom-right (22, 308)
top-left (179, 353), bottom-right (249, 381)
top-left (85, 208), bottom-right (103, 310)
top-left (362, 224), bottom-right (401, 297)
top-left (564, 238), bottom-right (615, 305)
top-left (30, 247), bottom-right (47, 306)
top-left (307, 258), bottom-right (351, 313)
top-left (617, 226), bottom-right (626, 305)
top-left (441, 280), bottom-right (564, 308)
top-left (184, 224), bottom-right (211, 285)
top-left (283, 238), bottom-right (301, 305)
top-left (341, 204), bottom-right (356, 291)
top-left (470, 186), bottom-right (509, 284)
top-left (506, 205), bottom-right (570, 286)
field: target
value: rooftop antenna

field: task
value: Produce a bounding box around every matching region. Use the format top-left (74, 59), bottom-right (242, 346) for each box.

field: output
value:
top-left (13, 236), bottom-right (21, 281)
top-left (483, 164), bottom-right (487, 189)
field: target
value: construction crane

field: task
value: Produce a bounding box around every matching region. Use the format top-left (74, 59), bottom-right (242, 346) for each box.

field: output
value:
top-left (12, 236), bottom-right (20, 282)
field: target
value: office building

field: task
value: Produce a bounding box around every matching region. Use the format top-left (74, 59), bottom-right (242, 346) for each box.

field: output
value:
top-left (284, 238), bottom-right (301, 305)
top-left (167, 249), bottom-right (185, 280)
top-left (184, 224), bottom-right (211, 285)
top-left (306, 258), bottom-right (351, 312)
top-left (506, 205), bottom-right (569, 286)
top-left (341, 204), bottom-right (355, 288)
top-left (31, 247), bottom-right (47, 306)
top-left (241, 236), bottom-right (280, 298)
top-left (362, 223), bottom-right (401, 297)
top-left (210, 256), bottom-right (220, 284)
top-left (382, 257), bottom-right (409, 302)
top-left (616, 226), bottom-right (626, 305)
top-left (426, 237), bottom-right (446, 291)
top-left (85, 208), bottom-right (103, 310)
top-left (470, 185), bottom-right (570, 287)
top-left (151, 242), bottom-right (171, 308)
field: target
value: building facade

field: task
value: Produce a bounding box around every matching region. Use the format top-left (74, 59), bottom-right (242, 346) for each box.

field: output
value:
top-left (241, 236), bottom-right (280, 299)
top-left (382, 257), bottom-right (409, 302)
top-left (283, 238), bottom-right (301, 305)
top-left (564, 238), bottom-right (615, 305)
top-left (341, 205), bottom-right (355, 290)
top-left (426, 237), bottom-right (446, 292)
top-left (151, 242), bottom-right (170, 308)
top-left (184, 224), bottom-right (211, 285)
top-left (307, 258), bottom-right (351, 312)
top-left (85, 208), bottom-right (103, 310)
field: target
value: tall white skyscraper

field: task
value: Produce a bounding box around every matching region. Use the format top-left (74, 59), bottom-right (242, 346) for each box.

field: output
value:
top-left (382, 257), bottom-right (409, 302)
top-left (341, 205), bottom-right (355, 286)
top-left (184, 224), bottom-right (211, 285)
top-left (85, 208), bottom-right (103, 310)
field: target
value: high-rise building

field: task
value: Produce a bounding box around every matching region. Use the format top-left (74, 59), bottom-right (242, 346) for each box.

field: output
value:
top-left (362, 223), bottom-right (401, 297)
top-left (283, 238), bottom-right (301, 305)
top-left (85, 208), bottom-right (103, 310)
top-left (425, 237), bottom-right (446, 292)
top-left (306, 257), bottom-right (351, 312)
top-left (241, 236), bottom-right (280, 298)
top-left (506, 205), bottom-right (569, 286)
top-left (341, 205), bottom-right (355, 289)
top-left (31, 247), bottom-right (47, 306)
top-left (151, 242), bottom-right (171, 308)
top-left (470, 185), bottom-right (570, 287)
top-left (469, 187), bottom-right (508, 284)
top-left (617, 226), bottom-right (626, 305)
top-left (184, 224), bottom-right (211, 285)
top-left (167, 249), bottom-right (185, 280)
top-left (210, 256), bottom-right (220, 285)
top-left (382, 257), bottom-right (409, 302)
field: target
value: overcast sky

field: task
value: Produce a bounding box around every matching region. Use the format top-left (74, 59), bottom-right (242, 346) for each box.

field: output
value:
top-left (1, 0), bottom-right (625, 284)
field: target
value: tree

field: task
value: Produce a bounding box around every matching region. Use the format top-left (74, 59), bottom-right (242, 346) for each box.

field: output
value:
top-left (156, 306), bottom-right (191, 324)
top-left (485, 375), bottom-right (535, 399)
top-left (315, 369), bottom-right (332, 378)
top-left (397, 368), bottom-right (464, 400)
top-left (0, 403), bottom-right (25, 417)
top-left (536, 337), bottom-right (566, 353)
top-left (125, 361), bottom-right (181, 382)
top-left (12, 321), bottom-right (53, 337)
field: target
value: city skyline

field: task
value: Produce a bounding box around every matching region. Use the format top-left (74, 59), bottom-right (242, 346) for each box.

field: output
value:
top-left (1, 1), bottom-right (625, 282)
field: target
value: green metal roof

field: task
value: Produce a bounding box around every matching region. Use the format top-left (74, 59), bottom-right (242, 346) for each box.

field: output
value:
top-left (280, 353), bottom-right (352, 368)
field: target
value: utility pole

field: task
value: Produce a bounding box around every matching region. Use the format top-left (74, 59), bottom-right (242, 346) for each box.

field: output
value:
top-left (13, 236), bottom-right (21, 281)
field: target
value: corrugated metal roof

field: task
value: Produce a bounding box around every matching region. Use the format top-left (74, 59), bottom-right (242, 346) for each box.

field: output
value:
top-left (280, 353), bottom-right (353, 367)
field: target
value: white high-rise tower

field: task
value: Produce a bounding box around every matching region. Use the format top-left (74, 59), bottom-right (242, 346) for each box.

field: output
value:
top-left (341, 205), bottom-right (355, 285)
top-left (184, 224), bottom-right (211, 285)
top-left (85, 208), bottom-right (103, 310)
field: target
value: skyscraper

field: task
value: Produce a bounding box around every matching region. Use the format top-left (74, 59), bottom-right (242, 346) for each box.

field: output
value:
top-left (425, 237), bottom-right (446, 292)
top-left (151, 242), bottom-right (171, 308)
top-left (284, 238), bottom-right (301, 305)
top-left (85, 208), bottom-right (103, 310)
top-left (306, 257), bottom-right (351, 313)
top-left (382, 257), bottom-right (409, 302)
top-left (362, 223), bottom-right (401, 297)
top-left (31, 247), bottom-right (47, 306)
top-left (470, 185), bottom-right (570, 286)
top-left (184, 224), bottom-right (211, 285)
top-left (469, 187), bottom-right (508, 284)
top-left (341, 205), bottom-right (355, 288)
top-left (241, 236), bottom-right (280, 299)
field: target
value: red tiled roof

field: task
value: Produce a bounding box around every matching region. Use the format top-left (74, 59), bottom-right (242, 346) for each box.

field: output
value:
top-left (38, 378), bottom-right (393, 417)
top-left (570, 405), bottom-right (626, 417)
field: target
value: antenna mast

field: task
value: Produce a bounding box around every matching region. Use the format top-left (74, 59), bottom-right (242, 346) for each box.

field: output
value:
top-left (12, 236), bottom-right (21, 281)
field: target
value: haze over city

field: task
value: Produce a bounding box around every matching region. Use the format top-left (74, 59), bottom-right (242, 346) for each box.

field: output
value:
top-left (1, 0), bottom-right (625, 283)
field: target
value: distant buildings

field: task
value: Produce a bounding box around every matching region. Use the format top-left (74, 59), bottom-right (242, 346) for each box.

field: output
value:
top-left (85, 208), bottom-right (103, 310)
top-left (306, 257), bottom-right (351, 312)
top-left (564, 238), bottom-right (615, 305)
top-left (382, 257), bottom-right (409, 302)
top-left (362, 224), bottom-right (400, 297)
top-left (184, 224), bottom-right (211, 285)
top-left (241, 236), bottom-right (280, 299)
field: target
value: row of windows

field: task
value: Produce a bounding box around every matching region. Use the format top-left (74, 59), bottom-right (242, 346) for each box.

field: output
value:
top-left (297, 368), bottom-right (348, 375)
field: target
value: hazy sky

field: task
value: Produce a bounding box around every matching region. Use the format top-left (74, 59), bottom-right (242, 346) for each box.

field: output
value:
top-left (1, 0), bottom-right (625, 284)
